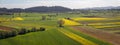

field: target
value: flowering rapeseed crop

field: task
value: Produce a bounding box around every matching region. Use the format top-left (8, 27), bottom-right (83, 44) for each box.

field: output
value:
top-left (62, 19), bottom-right (80, 25)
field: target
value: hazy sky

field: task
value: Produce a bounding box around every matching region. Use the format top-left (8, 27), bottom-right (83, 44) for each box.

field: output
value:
top-left (0, 0), bottom-right (120, 9)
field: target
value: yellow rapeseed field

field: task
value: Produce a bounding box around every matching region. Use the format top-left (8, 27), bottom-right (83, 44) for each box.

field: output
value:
top-left (73, 17), bottom-right (107, 21)
top-left (107, 22), bottom-right (120, 24)
top-left (89, 22), bottom-right (120, 28)
top-left (0, 18), bottom-right (11, 21)
top-left (12, 17), bottom-right (24, 20)
top-left (89, 22), bottom-right (120, 25)
top-left (58, 28), bottom-right (97, 45)
top-left (62, 19), bottom-right (80, 25)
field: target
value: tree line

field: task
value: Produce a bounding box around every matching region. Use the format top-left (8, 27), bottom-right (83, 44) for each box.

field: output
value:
top-left (0, 27), bottom-right (45, 39)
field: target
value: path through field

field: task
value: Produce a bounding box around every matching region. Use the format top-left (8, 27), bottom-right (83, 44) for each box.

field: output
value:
top-left (71, 26), bottom-right (120, 45)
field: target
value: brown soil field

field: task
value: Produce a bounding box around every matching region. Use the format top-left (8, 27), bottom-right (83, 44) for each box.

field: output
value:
top-left (71, 26), bottom-right (120, 45)
top-left (0, 26), bottom-right (16, 31)
top-left (100, 27), bottom-right (120, 30)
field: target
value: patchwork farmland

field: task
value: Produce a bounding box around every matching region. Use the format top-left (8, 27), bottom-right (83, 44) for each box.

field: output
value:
top-left (0, 12), bottom-right (120, 45)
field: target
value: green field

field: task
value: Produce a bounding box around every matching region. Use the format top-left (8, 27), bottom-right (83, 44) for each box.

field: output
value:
top-left (0, 13), bottom-right (118, 45)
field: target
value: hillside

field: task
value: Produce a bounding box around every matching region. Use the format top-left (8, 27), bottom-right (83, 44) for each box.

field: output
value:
top-left (0, 6), bottom-right (72, 13)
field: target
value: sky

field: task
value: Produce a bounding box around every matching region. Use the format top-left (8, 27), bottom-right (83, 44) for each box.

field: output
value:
top-left (0, 0), bottom-right (120, 9)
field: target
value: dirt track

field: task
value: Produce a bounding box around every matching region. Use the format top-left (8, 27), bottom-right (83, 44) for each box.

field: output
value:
top-left (71, 26), bottom-right (120, 45)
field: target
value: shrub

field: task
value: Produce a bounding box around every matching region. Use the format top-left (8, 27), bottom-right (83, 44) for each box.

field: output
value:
top-left (27, 30), bottom-right (31, 33)
top-left (10, 30), bottom-right (18, 37)
top-left (39, 27), bottom-right (46, 31)
top-left (0, 32), bottom-right (1, 38)
top-left (0, 30), bottom-right (18, 39)
top-left (0, 31), bottom-right (7, 39)
top-left (31, 27), bottom-right (37, 32)
top-left (4, 31), bottom-right (10, 38)
top-left (18, 28), bottom-right (27, 35)
top-left (41, 16), bottom-right (46, 20)
top-left (0, 32), bottom-right (4, 39)
top-left (66, 17), bottom-right (72, 20)
top-left (58, 20), bottom-right (65, 27)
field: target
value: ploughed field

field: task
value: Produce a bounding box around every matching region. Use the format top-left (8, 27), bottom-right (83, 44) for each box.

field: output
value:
top-left (0, 13), bottom-right (119, 45)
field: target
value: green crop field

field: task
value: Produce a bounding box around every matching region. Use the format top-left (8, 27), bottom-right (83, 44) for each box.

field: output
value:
top-left (0, 12), bottom-right (119, 45)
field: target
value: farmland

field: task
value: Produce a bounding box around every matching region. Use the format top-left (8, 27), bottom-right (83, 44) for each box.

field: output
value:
top-left (73, 17), bottom-right (120, 35)
top-left (0, 12), bottom-right (120, 45)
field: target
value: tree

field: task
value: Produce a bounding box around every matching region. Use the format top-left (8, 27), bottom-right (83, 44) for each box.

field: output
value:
top-left (0, 30), bottom-right (18, 39)
top-left (18, 28), bottom-right (27, 35)
top-left (66, 17), bottom-right (72, 20)
top-left (58, 20), bottom-right (65, 27)
top-left (10, 30), bottom-right (18, 37)
top-left (39, 27), bottom-right (46, 31)
top-left (41, 16), bottom-right (46, 20)
top-left (0, 31), bottom-right (6, 39)
top-left (31, 27), bottom-right (37, 32)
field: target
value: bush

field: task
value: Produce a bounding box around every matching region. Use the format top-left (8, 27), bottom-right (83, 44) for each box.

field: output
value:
top-left (39, 27), bottom-right (46, 31)
top-left (0, 31), bottom-right (6, 39)
top-left (18, 28), bottom-right (27, 35)
top-left (66, 17), bottom-right (72, 20)
top-left (0, 30), bottom-right (18, 39)
top-left (0, 27), bottom-right (46, 39)
top-left (31, 27), bottom-right (37, 32)
top-left (4, 31), bottom-right (10, 38)
top-left (0, 32), bottom-right (2, 38)
top-left (10, 30), bottom-right (18, 37)
top-left (58, 20), bottom-right (65, 27)
top-left (0, 31), bottom-right (9, 39)
top-left (27, 30), bottom-right (31, 33)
